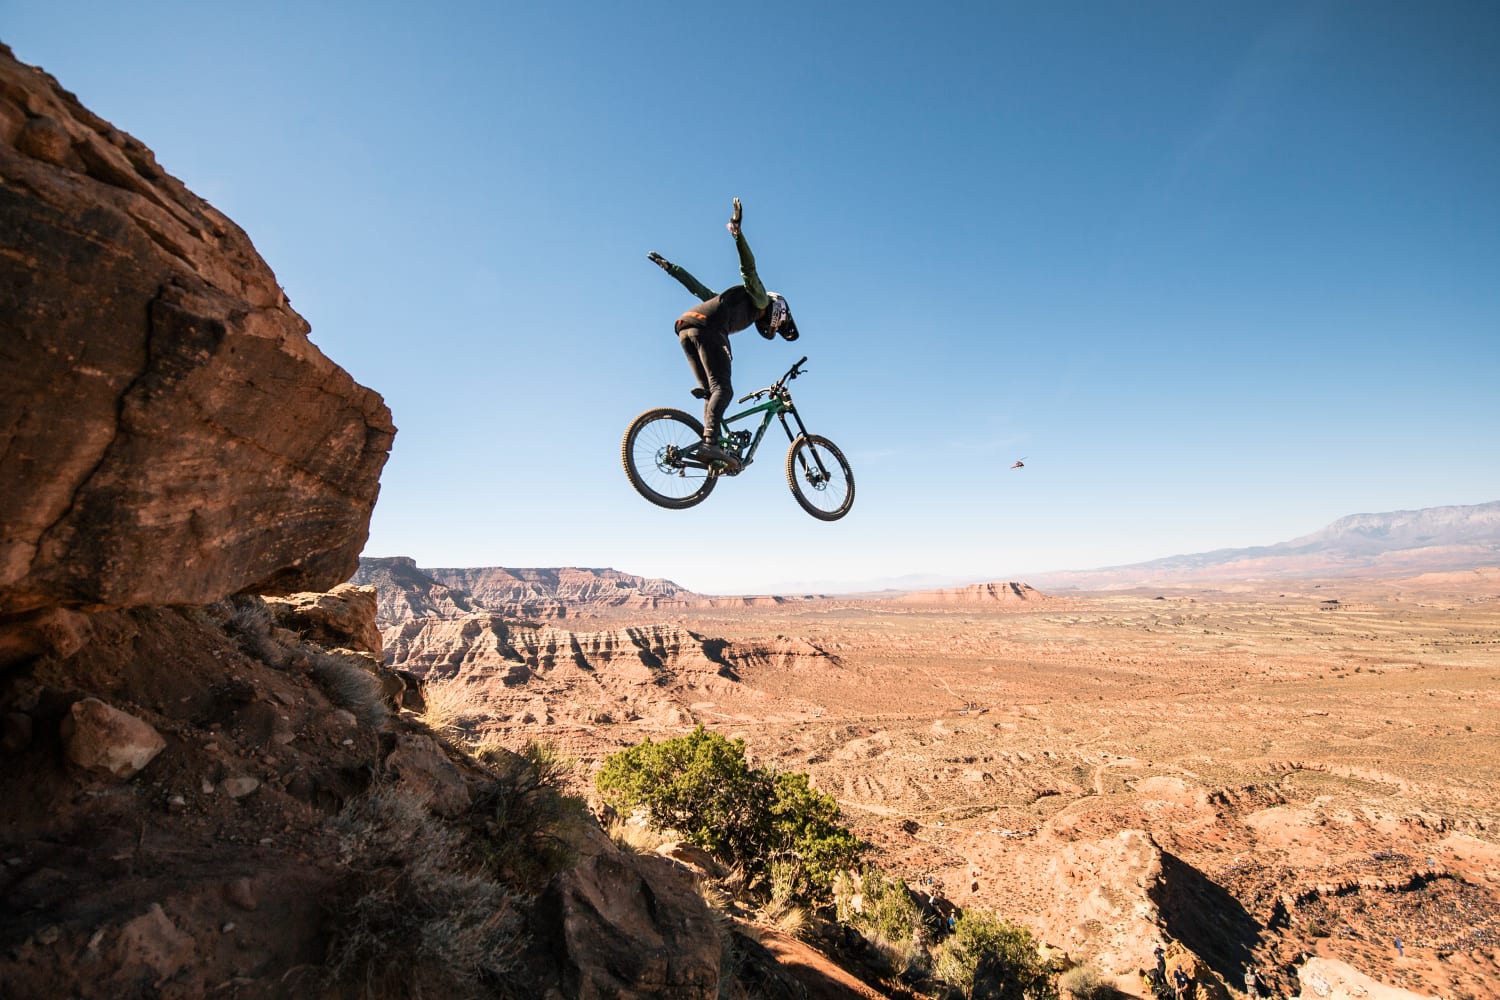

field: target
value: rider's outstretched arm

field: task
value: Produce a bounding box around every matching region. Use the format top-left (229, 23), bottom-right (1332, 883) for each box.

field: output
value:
top-left (648, 251), bottom-right (715, 302)
top-left (728, 198), bottom-right (770, 311)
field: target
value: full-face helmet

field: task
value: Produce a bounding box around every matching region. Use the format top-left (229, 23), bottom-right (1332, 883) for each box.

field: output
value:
top-left (758, 292), bottom-right (799, 341)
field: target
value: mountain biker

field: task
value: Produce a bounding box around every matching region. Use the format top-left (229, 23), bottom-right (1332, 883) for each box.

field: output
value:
top-left (647, 198), bottom-right (799, 465)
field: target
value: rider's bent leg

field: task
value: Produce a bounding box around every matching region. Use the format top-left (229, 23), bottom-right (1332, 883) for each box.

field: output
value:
top-left (678, 326), bottom-right (710, 400)
top-left (698, 331), bottom-right (733, 449)
top-left (678, 325), bottom-right (734, 462)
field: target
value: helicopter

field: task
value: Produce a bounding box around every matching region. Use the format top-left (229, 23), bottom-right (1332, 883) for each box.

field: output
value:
top-left (1009, 457), bottom-right (1027, 470)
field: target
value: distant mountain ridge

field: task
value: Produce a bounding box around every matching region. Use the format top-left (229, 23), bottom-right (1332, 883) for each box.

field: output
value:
top-left (896, 581), bottom-right (1049, 604)
top-left (352, 557), bottom-right (704, 623)
top-left (1029, 500), bottom-right (1500, 590)
top-left (425, 565), bottom-right (693, 609)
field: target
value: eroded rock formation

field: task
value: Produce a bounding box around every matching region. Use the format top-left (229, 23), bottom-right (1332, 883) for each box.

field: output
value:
top-left (350, 556), bottom-right (478, 624)
top-left (427, 565), bottom-right (699, 610)
top-left (897, 581), bottom-right (1047, 604)
top-left (0, 44), bottom-right (394, 620)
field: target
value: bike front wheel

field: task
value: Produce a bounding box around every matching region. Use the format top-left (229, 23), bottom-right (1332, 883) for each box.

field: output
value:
top-left (622, 408), bottom-right (718, 510)
top-left (786, 434), bottom-right (854, 521)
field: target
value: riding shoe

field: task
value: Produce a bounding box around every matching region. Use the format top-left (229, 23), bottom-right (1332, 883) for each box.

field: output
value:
top-left (691, 387), bottom-right (708, 399)
top-left (696, 441), bottom-right (736, 466)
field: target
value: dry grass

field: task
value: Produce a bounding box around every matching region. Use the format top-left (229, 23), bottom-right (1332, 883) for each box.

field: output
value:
top-left (606, 817), bottom-right (674, 855)
top-left (469, 735), bottom-right (516, 765)
top-left (326, 786), bottom-right (523, 999)
top-left (308, 650), bottom-right (390, 730)
top-left (221, 595), bottom-right (288, 667)
top-left (1060, 964), bottom-right (1125, 1000)
top-left (421, 676), bottom-right (488, 739)
top-left (757, 897), bottom-right (809, 939)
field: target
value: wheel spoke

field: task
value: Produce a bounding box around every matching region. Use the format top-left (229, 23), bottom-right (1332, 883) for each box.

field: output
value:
top-left (786, 435), bottom-right (854, 521)
top-left (622, 408), bottom-right (717, 509)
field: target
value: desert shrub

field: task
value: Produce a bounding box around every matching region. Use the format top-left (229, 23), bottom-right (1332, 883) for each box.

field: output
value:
top-left (221, 595), bottom-right (288, 666)
top-left (758, 896), bottom-right (809, 939)
top-left (469, 741), bottom-right (587, 890)
top-left (520, 739), bottom-right (575, 785)
top-left (596, 726), bottom-right (768, 865)
top-left (932, 909), bottom-right (1057, 1000)
top-left (767, 770), bottom-right (864, 901)
top-left (326, 787), bottom-right (522, 999)
top-left (421, 675), bottom-right (488, 739)
top-left (307, 650), bottom-right (390, 730)
top-left (606, 817), bottom-right (673, 855)
top-left (595, 726), bottom-right (862, 905)
top-left (1060, 964), bottom-right (1123, 1000)
top-left (834, 868), bottom-right (924, 975)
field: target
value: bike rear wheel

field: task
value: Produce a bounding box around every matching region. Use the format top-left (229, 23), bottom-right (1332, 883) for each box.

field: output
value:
top-left (622, 408), bottom-right (718, 510)
top-left (786, 434), bottom-right (854, 521)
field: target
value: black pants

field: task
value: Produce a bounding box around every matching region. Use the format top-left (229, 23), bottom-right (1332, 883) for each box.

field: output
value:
top-left (677, 325), bottom-right (732, 441)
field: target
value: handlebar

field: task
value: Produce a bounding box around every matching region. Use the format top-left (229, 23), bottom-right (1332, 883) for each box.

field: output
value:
top-left (738, 356), bottom-right (811, 403)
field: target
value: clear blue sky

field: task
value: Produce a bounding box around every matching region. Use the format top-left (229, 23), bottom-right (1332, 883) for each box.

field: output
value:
top-left (9, 2), bottom-right (1499, 593)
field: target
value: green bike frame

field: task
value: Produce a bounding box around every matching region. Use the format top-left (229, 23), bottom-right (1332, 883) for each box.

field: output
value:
top-left (715, 389), bottom-right (822, 477)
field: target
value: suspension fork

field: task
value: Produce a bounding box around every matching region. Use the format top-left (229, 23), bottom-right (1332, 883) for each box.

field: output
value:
top-left (779, 407), bottom-right (829, 480)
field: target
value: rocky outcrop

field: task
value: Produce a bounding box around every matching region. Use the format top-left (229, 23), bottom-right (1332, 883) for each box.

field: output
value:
top-left (354, 558), bottom-right (707, 623)
top-left (533, 851), bottom-right (721, 1000)
top-left (0, 45), bottom-right (394, 619)
top-left (427, 565), bottom-right (700, 610)
top-left (896, 581), bottom-right (1047, 604)
top-left (354, 558), bottom-right (832, 626)
top-left (378, 613), bottom-right (840, 734)
top-left (350, 557), bottom-right (477, 625)
top-left (384, 617), bottom-right (738, 681)
top-left (1293, 958), bottom-right (1430, 1000)
top-left (263, 584), bottom-right (383, 657)
top-left (383, 615), bottom-right (839, 683)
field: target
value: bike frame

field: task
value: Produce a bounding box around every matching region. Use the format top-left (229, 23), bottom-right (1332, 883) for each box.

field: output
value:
top-left (715, 394), bottom-right (805, 470)
top-left (702, 356), bottom-right (833, 484)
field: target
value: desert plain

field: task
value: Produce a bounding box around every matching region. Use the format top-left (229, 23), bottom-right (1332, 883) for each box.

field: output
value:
top-left (398, 569), bottom-right (1500, 1000)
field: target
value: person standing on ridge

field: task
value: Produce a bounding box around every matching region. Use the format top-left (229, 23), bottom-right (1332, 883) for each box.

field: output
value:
top-left (647, 197), bottom-right (799, 465)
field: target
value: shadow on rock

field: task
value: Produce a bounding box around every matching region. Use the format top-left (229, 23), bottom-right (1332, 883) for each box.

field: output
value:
top-left (1151, 851), bottom-right (1261, 983)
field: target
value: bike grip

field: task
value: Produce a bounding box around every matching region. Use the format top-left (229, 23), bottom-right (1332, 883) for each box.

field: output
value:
top-left (738, 392), bottom-right (755, 403)
top-left (796, 356), bottom-right (808, 368)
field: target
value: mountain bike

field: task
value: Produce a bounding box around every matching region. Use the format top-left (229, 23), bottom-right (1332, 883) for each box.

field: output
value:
top-left (622, 356), bottom-right (855, 521)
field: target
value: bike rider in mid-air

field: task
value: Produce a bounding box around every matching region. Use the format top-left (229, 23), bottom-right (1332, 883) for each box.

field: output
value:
top-left (647, 198), bottom-right (800, 465)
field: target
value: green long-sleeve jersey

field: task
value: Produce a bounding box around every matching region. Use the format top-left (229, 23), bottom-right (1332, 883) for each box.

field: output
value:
top-left (663, 231), bottom-right (770, 310)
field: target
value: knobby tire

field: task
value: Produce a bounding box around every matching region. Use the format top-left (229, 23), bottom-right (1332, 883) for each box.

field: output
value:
top-left (622, 407), bottom-right (718, 510)
top-left (786, 434), bottom-right (854, 521)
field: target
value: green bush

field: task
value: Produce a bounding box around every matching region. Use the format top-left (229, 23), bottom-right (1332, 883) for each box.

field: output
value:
top-left (932, 909), bottom-right (1057, 1000)
top-left (471, 741), bottom-right (587, 890)
top-left (833, 868), bottom-right (924, 975)
top-left (768, 771), bottom-right (864, 900)
top-left (595, 726), bottom-right (861, 904)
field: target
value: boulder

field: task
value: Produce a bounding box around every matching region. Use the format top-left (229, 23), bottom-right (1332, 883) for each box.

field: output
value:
top-left (263, 584), bottom-right (383, 657)
top-left (0, 44), bottom-right (394, 617)
top-left (1293, 958), bottom-right (1429, 1000)
top-left (534, 851), bottom-right (721, 999)
top-left (655, 840), bottom-right (728, 882)
top-left (0, 606), bottom-right (90, 669)
top-left (60, 697), bottom-right (166, 778)
top-left (111, 903), bottom-right (195, 984)
top-left (383, 733), bottom-right (472, 818)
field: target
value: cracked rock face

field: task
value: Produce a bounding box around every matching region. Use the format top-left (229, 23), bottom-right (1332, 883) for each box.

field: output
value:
top-left (0, 44), bottom-right (395, 616)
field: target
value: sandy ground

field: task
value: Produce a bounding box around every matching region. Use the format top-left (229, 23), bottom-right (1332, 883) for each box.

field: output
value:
top-left (424, 575), bottom-right (1500, 999)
